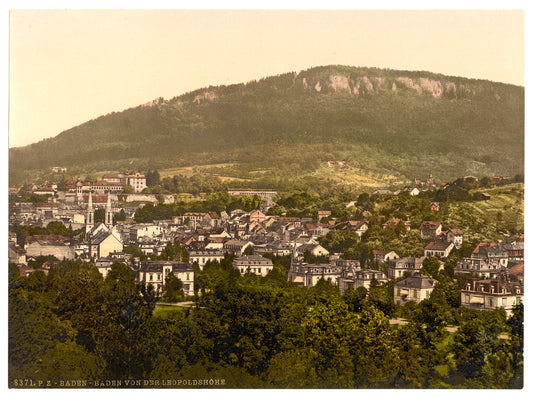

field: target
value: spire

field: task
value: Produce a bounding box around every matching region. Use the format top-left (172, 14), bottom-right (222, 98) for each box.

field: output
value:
top-left (105, 193), bottom-right (113, 226)
top-left (86, 191), bottom-right (94, 233)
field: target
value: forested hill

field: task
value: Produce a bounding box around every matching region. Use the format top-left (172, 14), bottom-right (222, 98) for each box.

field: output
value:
top-left (9, 65), bottom-right (524, 184)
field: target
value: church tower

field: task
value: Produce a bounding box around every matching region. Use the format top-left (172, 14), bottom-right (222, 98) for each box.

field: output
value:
top-left (86, 191), bottom-right (94, 233)
top-left (105, 193), bottom-right (113, 226)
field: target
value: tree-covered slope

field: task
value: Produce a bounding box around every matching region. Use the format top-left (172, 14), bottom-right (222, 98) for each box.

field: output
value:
top-left (9, 65), bottom-right (524, 184)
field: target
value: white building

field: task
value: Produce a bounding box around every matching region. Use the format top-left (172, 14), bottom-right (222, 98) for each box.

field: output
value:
top-left (233, 255), bottom-right (273, 277)
top-left (138, 261), bottom-right (195, 296)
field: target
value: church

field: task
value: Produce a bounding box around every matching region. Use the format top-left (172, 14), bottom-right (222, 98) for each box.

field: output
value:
top-left (85, 192), bottom-right (124, 259)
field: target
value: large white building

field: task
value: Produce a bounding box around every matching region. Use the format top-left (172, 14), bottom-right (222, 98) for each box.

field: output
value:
top-left (138, 261), bottom-right (195, 296)
top-left (233, 255), bottom-right (273, 277)
top-left (461, 279), bottom-right (523, 316)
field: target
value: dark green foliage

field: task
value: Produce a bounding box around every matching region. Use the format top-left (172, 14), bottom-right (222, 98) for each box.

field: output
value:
top-left (162, 273), bottom-right (184, 303)
top-left (8, 255), bottom-right (523, 388)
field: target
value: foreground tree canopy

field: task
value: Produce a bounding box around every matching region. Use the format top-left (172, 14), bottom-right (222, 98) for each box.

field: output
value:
top-left (8, 258), bottom-right (523, 388)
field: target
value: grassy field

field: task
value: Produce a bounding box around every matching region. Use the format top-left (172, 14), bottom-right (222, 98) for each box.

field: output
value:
top-left (444, 183), bottom-right (523, 241)
top-left (153, 303), bottom-right (189, 318)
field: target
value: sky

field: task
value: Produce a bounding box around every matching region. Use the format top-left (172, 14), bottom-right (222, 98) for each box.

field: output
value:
top-left (8, 7), bottom-right (525, 148)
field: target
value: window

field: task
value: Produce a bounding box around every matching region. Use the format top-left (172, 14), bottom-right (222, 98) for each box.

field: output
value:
top-left (516, 297), bottom-right (521, 305)
top-left (489, 298), bottom-right (493, 307)
top-left (426, 290), bottom-right (430, 299)
top-left (413, 290), bottom-right (417, 298)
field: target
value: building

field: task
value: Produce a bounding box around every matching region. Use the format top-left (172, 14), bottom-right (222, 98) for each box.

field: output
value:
top-left (102, 170), bottom-right (147, 193)
top-left (87, 227), bottom-right (123, 259)
top-left (296, 243), bottom-right (330, 258)
top-left (430, 202), bottom-right (440, 212)
top-left (223, 239), bottom-right (254, 256)
top-left (393, 274), bottom-right (437, 305)
top-left (124, 170), bottom-right (147, 193)
top-left (248, 210), bottom-right (266, 223)
top-left (339, 269), bottom-right (388, 293)
top-left (372, 250), bottom-right (399, 262)
top-left (388, 257), bottom-right (425, 279)
top-left (382, 218), bottom-right (411, 231)
top-left (8, 242), bottom-right (27, 265)
top-left (288, 260), bottom-right (343, 287)
top-left (423, 241), bottom-right (454, 258)
top-left (138, 261), bottom-right (194, 296)
top-left (461, 279), bottom-right (523, 316)
top-left (454, 257), bottom-right (505, 279)
top-left (25, 235), bottom-right (75, 260)
top-left (342, 220), bottom-right (369, 238)
top-left (447, 229), bottom-right (463, 249)
top-left (419, 221), bottom-right (442, 239)
top-left (227, 190), bottom-right (278, 206)
top-left (188, 249), bottom-right (225, 270)
top-left (233, 255), bottom-right (273, 277)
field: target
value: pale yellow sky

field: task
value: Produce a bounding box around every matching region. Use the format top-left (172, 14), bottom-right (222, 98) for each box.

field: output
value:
top-left (9, 9), bottom-right (525, 148)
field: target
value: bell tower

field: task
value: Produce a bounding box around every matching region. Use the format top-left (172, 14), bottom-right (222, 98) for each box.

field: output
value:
top-left (86, 191), bottom-right (94, 233)
top-left (105, 193), bottom-right (113, 226)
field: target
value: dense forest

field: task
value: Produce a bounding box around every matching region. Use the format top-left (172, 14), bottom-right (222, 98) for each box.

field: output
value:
top-left (9, 65), bottom-right (524, 185)
top-left (9, 256), bottom-right (523, 388)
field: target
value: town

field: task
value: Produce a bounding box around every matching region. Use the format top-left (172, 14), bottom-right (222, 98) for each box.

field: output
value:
top-left (8, 168), bottom-right (524, 388)
top-left (8, 169), bottom-right (524, 313)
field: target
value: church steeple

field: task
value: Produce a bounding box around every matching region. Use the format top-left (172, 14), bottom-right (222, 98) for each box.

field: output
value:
top-left (105, 193), bottom-right (113, 226)
top-left (86, 191), bottom-right (94, 233)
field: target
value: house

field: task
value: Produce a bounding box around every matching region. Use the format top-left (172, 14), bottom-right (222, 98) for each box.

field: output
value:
top-left (288, 261), bottom-right (343, 287)
top-left (304, 223), bottom-right (330, 238)
top-left (25, 235), bottom-right (75, 260)
top-left (296, 243), bottom-right (329, 258)
top-left (317, 210), bottom-right (331, 221)
top-left (508, 263), bottom-right (524, 284)
top-left (248, 210), bottom-right (266, 223)
top-left (471, 242), bottom-right (509, 267)
top-left (447, 229), bottom-right (464, 249)
top-left (9, 184), bottom-right (24, 195)
top-left (343, 220), bottom-right (369, 238)
top-left (419, 221), bottom-right (442, 239)
top-left (8, 242), bottom-right (27, 265)
top-left (188, 249), bottom-right (225, 270)
top-left (394, 274), bottom-right (437, 305)
top-left (339, 269), bottom-right (389, 292)
top-left (223, 239), bottom-right (254, 256)
top-left (233, 255), bottom-right (273, 277)
top-left (124, 170), bottom-right (147, 193)
top-left (95, 257), bottom-right (115, 278)
top-left (461, 279), bottom-right (523, 316)
top-left (87, 228), bottom-right (124, 259)
top-left (382, 218), bottom-right (411, 231)
top-left (454, 257), bottom-right (505, 279)
top-left (388, 257), bottom-right (425, 279)
top-left (430, 202), bottom-right (440, 212)
top-left (372, 250), bottom-right (399, 262)
top-left (138, 261), bottom-right (194, 296)
top-left (424, 241), bottom-right (454, 258)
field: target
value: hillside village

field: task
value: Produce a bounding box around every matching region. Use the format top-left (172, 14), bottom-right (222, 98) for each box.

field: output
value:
top-left (8, 169), bottom-right (524, 317)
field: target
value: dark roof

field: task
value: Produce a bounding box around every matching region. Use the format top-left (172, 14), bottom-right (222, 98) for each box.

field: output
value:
top-left (140, 261), bottom-right (193, 272)
top-left (394, 274), bottom-right (436, 289)
top-left (25, 235), bottom-right (70, 245)
top-left (424, 241), bottom-right (454, 251)
top-left (420, 221), bottom-right (442, 230)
